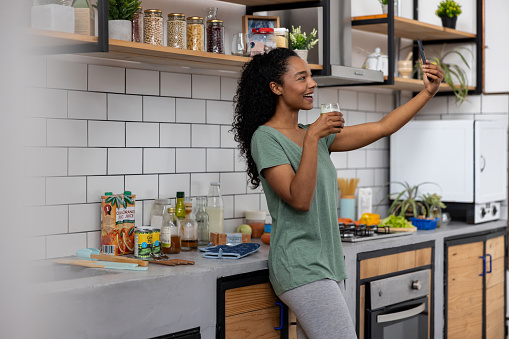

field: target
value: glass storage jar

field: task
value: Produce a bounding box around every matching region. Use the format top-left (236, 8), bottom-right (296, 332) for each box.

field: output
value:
top-left (187, 16), bottom-right (204, 51)
top-left (131, 6), bottom-right (143, 42)
top-left (149, 198), bottom-right (170, 228)
top-left (167, 13), bottom-right (186, 48)
top-left (274, 27), bottom-right (289, 48)
top-left (249, 27), bottom-right (277, 56)
top-left (143, 9), bottom-right (163, 46)
top-left (206, 19), bottom-right (224, 54)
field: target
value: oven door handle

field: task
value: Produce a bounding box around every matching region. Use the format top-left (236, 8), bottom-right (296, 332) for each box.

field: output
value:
top-left (377, 303), bottom-right (426, 323)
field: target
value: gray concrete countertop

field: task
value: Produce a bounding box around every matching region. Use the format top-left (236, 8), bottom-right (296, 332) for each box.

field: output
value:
top-left (31, 220), bottom-right (507, 339)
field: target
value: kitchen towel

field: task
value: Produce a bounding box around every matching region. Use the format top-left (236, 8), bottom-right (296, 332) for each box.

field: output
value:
top-left (201, 243), bottom-right (261, 259)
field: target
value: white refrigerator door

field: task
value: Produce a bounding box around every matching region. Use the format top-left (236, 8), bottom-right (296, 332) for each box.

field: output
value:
top-left (474, 121), bottom-right (508, 203)
top-left (390, 120), bottom-right (474, 202)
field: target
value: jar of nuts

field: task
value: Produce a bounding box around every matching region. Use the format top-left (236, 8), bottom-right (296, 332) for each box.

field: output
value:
top-left (144, 9), bottom-right (164, 46)
top-left (167, 13), bottom-right (186, 49)
top-left (186, 16), bottom-right (204, 51)
top-left (132, 6), bottom-right (143, 43)
top-left (206, 20), bottom-right (224, 54)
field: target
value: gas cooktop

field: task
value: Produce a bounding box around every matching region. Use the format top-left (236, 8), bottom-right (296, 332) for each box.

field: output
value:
top-left (339, 223), bottom-right (414, 243)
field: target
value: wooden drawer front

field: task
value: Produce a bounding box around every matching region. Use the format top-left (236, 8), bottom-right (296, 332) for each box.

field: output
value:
top-left (486, 235), bottom-right (505, 260)
top-left (486, 282), bottom-right (505, 339)
top-left (225, 306), bottom-right (281, 339)
top-left (360, 247), bottom-right (432, 280)
top-left (448, 242), bottom-right (484, 269)
top-left (225, 282), bottom-right (278, 317)
top-left (486, 257), bottom-right (504, 288)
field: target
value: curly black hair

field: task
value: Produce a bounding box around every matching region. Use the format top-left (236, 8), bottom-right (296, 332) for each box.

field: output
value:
top-left (231, 48), bottom-right (298, 189)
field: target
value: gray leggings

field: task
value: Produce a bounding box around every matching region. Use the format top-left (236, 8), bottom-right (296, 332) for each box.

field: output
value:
top-left (278, 279), bottom-right (357, 339)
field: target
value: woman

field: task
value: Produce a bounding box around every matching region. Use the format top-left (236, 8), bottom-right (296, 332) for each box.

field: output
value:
top-left (232, 48), bottom-right (443, 338)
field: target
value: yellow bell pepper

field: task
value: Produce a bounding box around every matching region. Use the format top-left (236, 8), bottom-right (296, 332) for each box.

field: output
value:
top-left (358, 213), bottom-right (380, 226)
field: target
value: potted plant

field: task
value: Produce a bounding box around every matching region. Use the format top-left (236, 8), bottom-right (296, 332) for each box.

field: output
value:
top-left (378, 0), bottom-right (398, 15)
top-left (435, 0), bottom-right (462, 29)
top-left (96, 0), bottom-right (141, 41)
top-left (377, 181), bottom-right (434, 219)
top-left (422, 193), bottom-right (446, 227)
top-left (289, 26), bottom-right (319, 62)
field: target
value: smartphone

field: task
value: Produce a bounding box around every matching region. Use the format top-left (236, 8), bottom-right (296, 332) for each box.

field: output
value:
top-left (417, 39), bottom-right (426, 64)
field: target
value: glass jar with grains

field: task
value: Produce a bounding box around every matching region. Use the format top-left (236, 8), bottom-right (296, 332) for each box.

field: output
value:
top-left (167, 13), bottom-right (186, 49)
top-left (143, 9), bottom-right (163, 46)
top-left (186, 16), bottom-right (204, 51)
top-left (132, 6), bottom-right (143, 43)
top-left (206, 20), bottom-right (224, 54)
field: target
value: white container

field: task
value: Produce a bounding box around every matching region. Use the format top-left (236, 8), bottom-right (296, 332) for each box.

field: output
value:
top-left (31, 4), bottom-right (75, 33)
top-left (109, 20), bottom-right (132, 41)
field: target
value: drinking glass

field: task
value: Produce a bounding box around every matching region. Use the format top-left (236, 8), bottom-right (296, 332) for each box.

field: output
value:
top-left (231, 33), bottom-right (250, 56)
top-left (320, 102), bottom-right (340, 114)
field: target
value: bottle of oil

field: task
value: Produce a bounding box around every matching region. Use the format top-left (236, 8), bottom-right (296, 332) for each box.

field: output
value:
top-left (161, 206), bottom-right (181, 254)
top-left (175, 191), bottom-right (186, 221)
top-left (181, 201), bottom-right (198, 250)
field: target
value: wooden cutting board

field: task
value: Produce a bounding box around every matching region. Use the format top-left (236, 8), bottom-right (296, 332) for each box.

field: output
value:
top-left (379, 226), bottom-right (417, 233)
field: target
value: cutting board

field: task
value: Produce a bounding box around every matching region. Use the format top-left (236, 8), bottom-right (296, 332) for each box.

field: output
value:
top-left (379, 226), bottom-right (417, 233)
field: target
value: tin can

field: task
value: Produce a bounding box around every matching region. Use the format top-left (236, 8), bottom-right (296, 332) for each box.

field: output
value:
top-left (135, 227), bottom-right (152, 259)
top-left (151, 228), bottom-right (161, 255)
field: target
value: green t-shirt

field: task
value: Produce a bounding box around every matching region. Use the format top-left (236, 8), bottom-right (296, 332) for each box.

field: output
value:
top-left (251, 124), bottom-right (347, 296)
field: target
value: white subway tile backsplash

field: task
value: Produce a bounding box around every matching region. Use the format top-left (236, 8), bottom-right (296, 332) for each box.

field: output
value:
top-left (192, 124), bottom-right (220, 147)
top-left (220, 172), bottom-right (247, 195)
top-left (339, 90), bottom-right (358, 110)
top-left (206, 100), bottom-right (234, 124)
top-left (47, 60), bottom-right (87, 91)
top-left (221, 125), bottom-right (237, 149)
top-left (46, 233), bottom-right (87, 258)
top-left (87, 175), bottom-right (125, 203)
top-left (108, 148), bottom-right (142, 174)
top-left (234, 149), bottom-right (246, 172)
top-left (69, 203), bottom-right (101, 232)
top-left (26, 56), bottom-right (47, 88)
top-left (68, 91), bottom-right (107, 120)
top-left (224, 219), bottom-right (239, 233)
top-left (207, 149), bottom-right (234, 172)
top-left (46, 176), bottom-right (86, 205)
top-left (125, 175), bottom-right (158, 200)
top-left (307, 109), bottom-right (320, 124)
top-left (374, 168), bottom-right (389, 186)
top-left (419, 96), bottom-right (448, 115)
top-left (376, 93), bottom-right (394, 113)
top-left (298, 110), bottom-right (308, 125)
top-left (143, 96), bottom-right (175, 122)
top-left (358, 92), bottom-right (376, 112)
top-left (357, 169), bottom-right (375, 187)
top-left (143, 200), bottom-right (155, 225)
top-left (366, 112), bottom-right (384, 123)
top-left (87, 231), bottom-right (101, 249)
top-left (25, 87), bottom-right (67, 118)
top-left (25, 177), bottom-right (46, 206)
top-left (25, 118), bottom-right (46, 146)
top-left (160, 72), bottom-right (192, 98)
top-left (159, 173), bottom-right (190, 198)
top-left (192, 75), bottom-right (220, 100)
top-left (176, 148), bottom-right (206, 172)
top-left (27, 237), bottom-right (46, 260)
top-left (366, 149), bottom-right (388, 168)
top-left (69, 148), bottom-right (107, 176)
top-left (108, 94), bottom-right (143, 121)
top-left (88, 121), bottom-right (125, 147)
top-left (221, 77), bottom-right (238, 101)
top-left (346, 111), bottom-right (366, 126)
top-left (175, 98), bottom-right (206, 123)
top-left (347, 150), bottom-right (366, 168)
top-left (28, 205), bottom-right (68, 236)
top-left (126, 122), bottom-right (159, 147)
top-left (317, 88), bottom-right (338, 106)
top-left (25, 147), bottom-right (67, 177)
top-left (135, 201), bottom-right (143, 226)
top-left (160, 123), bottom-right (191, 147)
top-left (482, 94), bottom-right (509, 113)
top-left (224, 195), bottom-right (234, 219)
top-left (88, 65), bottom-right (125, 93)
top-left (190, 173), bottom-right (220, 196)
top-left (47, 119), bottom-right (87, 147)
top-left (448, 95), bottom-right (481, 114)
top-left (234, 194), bottom-right (261, 218)
top-left (330, 152), bottom-right (347, 169)
top-left (126, 69), bottom-right (159, 95)
top-left (144, 148), bottom-right (175, 174)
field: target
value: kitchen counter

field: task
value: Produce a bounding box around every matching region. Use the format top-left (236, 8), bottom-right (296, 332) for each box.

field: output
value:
top-left (31, 220), bottom-right (507, 338)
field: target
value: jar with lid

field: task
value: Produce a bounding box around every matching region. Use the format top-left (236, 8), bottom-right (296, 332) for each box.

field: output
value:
top-left (195, 196), bottom-right (209, 247)
top-left (273, 27), bottom-right (289, 48)
top-left (187, 16), bottom-right (204, 51)
top-left (132, 6), bottom-right (143, 42)
top-left (206, 20), bottom-right (224, 54)
top-left (181, 201), bottom-right (198, 251)
top-left (149, 198), bottom-right (170, 228)
top-left (245, 210), bottom-right (266, 238)
top-left (167, 13), bottom-right (186, 48)
top-left (143, 9), bottom-right (163, 46)
top-left (249, 27), bottom-right (277, 56)
top-left (161, 206), bottom-right (181, 254)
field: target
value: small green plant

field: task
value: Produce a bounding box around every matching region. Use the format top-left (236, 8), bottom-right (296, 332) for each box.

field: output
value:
top-left (435, 0), bottom-right (462, 18)
top-left (377, 181), bottom-right (438, 218)
top-left (94, 0), bottom-right (142, 21)
top-left (422, 193), bottom-right (446, 214)
top-left (289, 26), bottom-right (319, 51)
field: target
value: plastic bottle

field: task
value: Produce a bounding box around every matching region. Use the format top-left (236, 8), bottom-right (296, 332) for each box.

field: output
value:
top-left (206, 182), bottom-right (224, 234)
top-left (181, 201), bottom-right (198, 251)
top-left (150, 198), bottom-right (170, 228)
top-left (195, 196), bottom-right (210, 247)
top-left (176, 191), bottom-right (186, 221)
top-left (161, 206), bottom-right (181, 254)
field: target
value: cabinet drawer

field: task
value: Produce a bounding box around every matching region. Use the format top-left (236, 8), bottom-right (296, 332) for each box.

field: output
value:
top-left (225, 306), bottom-right (281, 339)
top-left (360, 247), bottom-right (432, 279)
top-left (225, 282), bottom-right (278, 317)
top-left (448, 242), bottom-right (484, 269)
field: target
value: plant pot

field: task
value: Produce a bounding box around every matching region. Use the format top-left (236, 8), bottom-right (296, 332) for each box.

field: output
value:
top-left (294, 49), bottom-right (308, 61)
top-left (441, 16), bottom-right (457, 29)
top-left (381, 1), bottom-right (398, 15)
top-left (109, 20), bottom-right (132, 41)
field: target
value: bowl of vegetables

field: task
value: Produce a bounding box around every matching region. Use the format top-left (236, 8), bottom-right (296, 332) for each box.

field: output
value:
top-left (410, 217), bottom-right (439, 230)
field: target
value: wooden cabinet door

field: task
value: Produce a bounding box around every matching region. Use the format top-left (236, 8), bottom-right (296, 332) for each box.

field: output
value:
top-left (225, 306), bottom-right (282, 339)
top-left (447, 241), bottom-right (484, 339)
top-left (485, 235), bottom-right (505, 339)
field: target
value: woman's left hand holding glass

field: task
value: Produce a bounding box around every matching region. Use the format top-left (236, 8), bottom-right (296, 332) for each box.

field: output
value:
top-left (422, 60), bottom-right (444, 97)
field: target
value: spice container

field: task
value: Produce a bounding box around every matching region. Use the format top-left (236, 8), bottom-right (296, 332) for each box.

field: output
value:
top-left (143, 9), bottom-right (163, 46)
top-left (274, 27), bottom-right (289, 48)
top-left (132, 6), bottom-right (143, 42)
top-left (206, 20), bottom-right (224, 54)
top-left (245, 210), bottom-right (266, 238)
top-left (249, 27), bottom-right (277, 56)
top-left (187, 16), bottom-right (204, 51)
top-left (167, 13), bottom-right (186, 49)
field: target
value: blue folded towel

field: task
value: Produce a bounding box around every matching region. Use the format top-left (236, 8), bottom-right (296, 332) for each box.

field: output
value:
top-left (202, 243), bottom-right (261, 259)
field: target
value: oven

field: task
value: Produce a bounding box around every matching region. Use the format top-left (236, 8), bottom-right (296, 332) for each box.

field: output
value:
top-left (365, 269), bottom-right (430, 339)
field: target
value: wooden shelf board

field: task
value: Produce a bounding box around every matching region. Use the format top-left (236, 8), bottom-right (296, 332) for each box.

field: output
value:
top-left (30, 29), bottom-right (323, 71)
top-left (352, 15), bottom-right (476, 41)
top-left (217, 0), bottom-right (311, 6)
top-left (369, 77), bottom-right (475, 92)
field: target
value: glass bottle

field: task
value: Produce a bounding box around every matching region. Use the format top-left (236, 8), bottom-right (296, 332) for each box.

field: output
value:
top-left (181, 201), bottom-right (198, 251)
top-left (132, 6), bottom-right (143, 43)
top-left (72, 0), bottom-right (94, 36)
top-left (206, 182), bottom-right (224, 234)
top-left (143, 9), bottom-right (163, 46)
top-left (149, 198), bottom-right (170, 228)
top-left (161, 206), bottom-right (181, 254)
top-left (167, 13), bottom-right (186, 48)
top-left (187, 16), bottom-right (204, 51)
top-left (176, 191), bottom-right (186, 221)
top-left (195, 196), bottom-right (209, 247)
top-left (206, 20), bottom-right (224, 54)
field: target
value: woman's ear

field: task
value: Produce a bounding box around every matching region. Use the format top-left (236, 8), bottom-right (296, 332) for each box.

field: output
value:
top-left (270, 82), bottom-right (282, 96)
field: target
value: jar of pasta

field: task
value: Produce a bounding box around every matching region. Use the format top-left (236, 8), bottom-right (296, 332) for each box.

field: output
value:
top-left (167, 13), bottom-right (186, 49)
top-left (186, 16), bottom-right (204, 51)
top-left (206, 19), bottom-right (224, 54)
top-left (143, 9), bottom-right (163, 46)
top-left (274, 27), bottom-right (289, 48)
